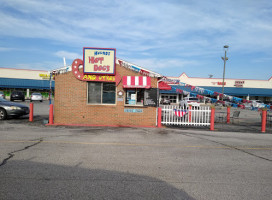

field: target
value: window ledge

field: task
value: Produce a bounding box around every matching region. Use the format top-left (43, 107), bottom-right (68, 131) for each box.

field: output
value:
top-left (124, 104), bottom-right (146, 107)
top-left (87, 104), bottom-right (116, 106)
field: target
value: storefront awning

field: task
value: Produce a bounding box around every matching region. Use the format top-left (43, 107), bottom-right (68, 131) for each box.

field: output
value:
top-left (158, 81), bottom-right (171, 90)
top-left (123, 76), bottom-right (151, 89)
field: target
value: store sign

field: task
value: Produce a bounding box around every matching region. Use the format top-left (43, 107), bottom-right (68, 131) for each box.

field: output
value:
top-left (234, 80), bottom-right (245, 87)
top-left (83, 47), bottom-right (116, 75)
top-left (117, 59), bottom-right (160, 77)
top-left (124, 109), bottom-right (143, 113)
top-left (144, 88), bottom-right (158, 107)
top-left (39, 74), bottom-right (50, 79)
top-left (82, 75), bottom-right (116, 82)
top-left (72, 58), bottom-right (121, 84)
top-left (211, 81), bottom-right (226, 86)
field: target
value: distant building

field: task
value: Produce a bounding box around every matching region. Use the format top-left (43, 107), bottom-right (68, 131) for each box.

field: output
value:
top-left (0, 67), bottom-right (54, 99)
top-left (161, 73), bottom-right (272, 104)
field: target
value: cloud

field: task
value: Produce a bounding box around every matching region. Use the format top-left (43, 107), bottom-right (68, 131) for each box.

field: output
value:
top-left (55, 51), bottom-right (82, 60)
top-left (128, 58), bottom-right (199, 72)
top-left (0, 47), bottom-right (15, 52)
top-left (1, 61), bottom-right (63, 71)
top-left (0, 0), bottom-right (272, 76)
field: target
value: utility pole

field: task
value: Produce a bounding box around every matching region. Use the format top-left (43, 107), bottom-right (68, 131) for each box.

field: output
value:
top-left (221, 45), bottom-right (229, 100)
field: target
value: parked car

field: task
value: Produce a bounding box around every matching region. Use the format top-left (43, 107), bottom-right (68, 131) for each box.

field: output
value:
top-left (10, 91), bottom-right (25, 101)
top-left (222, 99), bottom-right (232, 107)
top-left (0, 98), bottom-right (29, 120)
top-left (251, 100), bottom-right (265, 108)
top-left (180, 97), bottom-right (200, 108)
top-left (0, 91), bottom-right (5, 99)
top-left (30, 93), bottom-right (43, 102)
top-left (160, 98), bottom-right (171, 105)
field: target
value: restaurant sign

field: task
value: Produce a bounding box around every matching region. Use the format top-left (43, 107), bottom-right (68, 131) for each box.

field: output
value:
top-left (72, 58), bottom-right (121, 84)
top-left (84, 47), bottom-right (116, 75)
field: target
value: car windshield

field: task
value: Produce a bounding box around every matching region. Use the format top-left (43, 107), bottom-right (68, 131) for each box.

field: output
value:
top-left (32, 93), bottom-right (41, 95)
top-left (0, 92), bottom-right (4, 94)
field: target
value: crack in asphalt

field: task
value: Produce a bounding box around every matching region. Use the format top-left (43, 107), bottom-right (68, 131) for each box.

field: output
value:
top-left (178, 131), bottom-right (272, 162)
top-left (0, 138), bottom-right (43, 167)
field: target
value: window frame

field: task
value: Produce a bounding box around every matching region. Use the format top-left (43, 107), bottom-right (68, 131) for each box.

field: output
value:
top-left (124, 88), bottom-right (145, 106)
top-left (87, 82), bottom-right (116, 105)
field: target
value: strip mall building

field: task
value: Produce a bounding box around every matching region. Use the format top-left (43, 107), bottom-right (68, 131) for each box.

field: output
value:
top-left (161, 73), bottom-right (272, 104)
top-left (0, 68), bottom-right (54, 99)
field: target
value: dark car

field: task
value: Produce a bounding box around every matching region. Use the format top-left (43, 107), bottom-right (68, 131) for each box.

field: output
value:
top-left (0, 98), bottom-right (29, 120)
top-left (10, 91), bottom-right (25, 101)
top-left (160, 98), bottom-right (171, 105)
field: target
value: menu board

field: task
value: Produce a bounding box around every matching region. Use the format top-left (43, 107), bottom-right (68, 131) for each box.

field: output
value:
top-left (144, 88), bottom-right (158, 107)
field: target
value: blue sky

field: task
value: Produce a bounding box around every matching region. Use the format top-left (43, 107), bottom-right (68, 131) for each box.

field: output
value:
top-left (0, 0), bottom-right (272, 80)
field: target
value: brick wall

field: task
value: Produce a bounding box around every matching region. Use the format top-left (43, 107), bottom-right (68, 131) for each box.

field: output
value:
top-left (54, 63), bottom-right (158, 127)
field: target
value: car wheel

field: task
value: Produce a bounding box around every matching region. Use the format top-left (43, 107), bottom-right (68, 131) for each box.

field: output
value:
top-left (10, 98), bottom-right (13, 101)
top-left (40, 100), bottom-right (43, 102)
top-left (0, 108), bottom-right (7, 120)
top-left (22, 99), bottom-right (25, 102)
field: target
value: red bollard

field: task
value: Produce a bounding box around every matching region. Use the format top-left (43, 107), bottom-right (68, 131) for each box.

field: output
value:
top-left (227, 106), bottom-right (230, 123)
top-left (261, 109), bottom-right (267, 133)
top-left (158, 107), bottom-right (162, 128)
top-left (29, 103), bottom-right (33, 122)
top-left (189, 105), bottom-right (192, 122)
top-left (49, 104), bottom-right (54, 125)
top-left (210, 107), bottom-right (215, 131)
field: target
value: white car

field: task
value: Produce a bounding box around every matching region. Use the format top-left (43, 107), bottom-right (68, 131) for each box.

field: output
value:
top-left (180, 97), bottom-right (200, 108)
top-left (0, 91), bottom-right (5, 99)
top-left (251, 100), bottom-right (265, 108)
top-left (30, 93), bottom-right (43, 102)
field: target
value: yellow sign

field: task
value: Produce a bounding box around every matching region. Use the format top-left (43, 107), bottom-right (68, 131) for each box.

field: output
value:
top-left (82, 75), bottom-right (116, 82)
top-left (83, 47), bottom-right (116, 75)
top-left (39, 74), bottom-right (50, 79)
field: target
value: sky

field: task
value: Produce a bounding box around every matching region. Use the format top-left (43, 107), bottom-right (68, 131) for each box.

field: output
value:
top-left (0, 0), bottom-right (272, 80)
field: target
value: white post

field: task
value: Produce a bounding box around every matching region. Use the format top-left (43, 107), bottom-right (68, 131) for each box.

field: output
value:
top-left (27, 89), bottom-right (30, 98)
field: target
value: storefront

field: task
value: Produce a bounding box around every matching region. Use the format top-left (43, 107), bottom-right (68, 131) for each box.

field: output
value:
top-left (53, 48), bottom-right (162, 127)
top-left (161, 73), bottom-right (272, 104)
top-left (0, 68), bottom-right (54, 99)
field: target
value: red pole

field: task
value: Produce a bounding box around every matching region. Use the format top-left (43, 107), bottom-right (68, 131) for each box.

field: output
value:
top-left (210, 107), bottom-right (215, 131)
top-left (227, 106), bottom-right (230, 124)
top-left (29, 103), bottom-right (33, 122)
top-left (158, 107), bottom-right (162, 128)
top-left (261, 109), bottom-right (267, 133)
top-left (49, 104), bottom-right (54, 125)
top-left (189, 105), bottom-right (192, 122)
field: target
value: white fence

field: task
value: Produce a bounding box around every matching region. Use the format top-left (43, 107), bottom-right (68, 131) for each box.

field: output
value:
top-left (161, 105), bottom-right (211, 126)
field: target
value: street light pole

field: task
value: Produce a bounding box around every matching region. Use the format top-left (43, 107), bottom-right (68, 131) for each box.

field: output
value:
top-left (221, 45), bottom-right (229, 100)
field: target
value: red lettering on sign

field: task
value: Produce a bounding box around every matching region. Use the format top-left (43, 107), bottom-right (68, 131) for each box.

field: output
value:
top-left (89, 57), bottom-right (104, 64)
top-left (94, 65), bottom-right (110, 72)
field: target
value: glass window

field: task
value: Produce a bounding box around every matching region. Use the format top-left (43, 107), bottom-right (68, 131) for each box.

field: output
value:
top-left (125, 89), bottom-right (144, 105)
top-left (88, 82), bottom-right (116, 104)
top-left (102, 83), bottom-right (116, 104)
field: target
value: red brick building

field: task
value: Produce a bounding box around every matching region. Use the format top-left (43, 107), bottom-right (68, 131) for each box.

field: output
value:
top-left (53, 53), bottom-right (162, 127)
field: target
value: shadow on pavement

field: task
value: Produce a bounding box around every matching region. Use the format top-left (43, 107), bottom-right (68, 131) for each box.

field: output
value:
top-left (0, 160), bottom-right (195, 200)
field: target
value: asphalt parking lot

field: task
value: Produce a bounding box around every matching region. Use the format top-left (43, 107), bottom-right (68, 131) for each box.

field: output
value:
top-left (0, 103), bottom-right (272, 200)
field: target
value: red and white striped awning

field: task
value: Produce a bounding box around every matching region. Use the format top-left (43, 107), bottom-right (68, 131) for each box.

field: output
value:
top-left (123, 76), bottom-right (151, 88)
